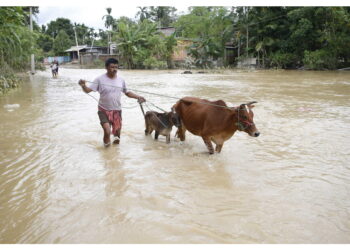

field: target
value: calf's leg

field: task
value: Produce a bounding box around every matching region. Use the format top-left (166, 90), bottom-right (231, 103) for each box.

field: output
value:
top-left (145, 121), bottom-right (153, 135)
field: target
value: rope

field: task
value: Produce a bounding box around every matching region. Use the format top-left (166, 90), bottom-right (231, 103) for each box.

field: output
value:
top-left (84, 80), bottom-right (234, 110)
top-left (147, 101), bottom-right (168, 112)
top-left (140, 102), bottom-right (166, 128)
top-left (84, 92), bottom-right (138, 110)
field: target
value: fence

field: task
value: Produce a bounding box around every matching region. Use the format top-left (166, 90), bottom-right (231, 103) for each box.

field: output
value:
top-left (44, 56), bottom-right (71, 64)
top-left (80, 53), bottom-right (118, 65)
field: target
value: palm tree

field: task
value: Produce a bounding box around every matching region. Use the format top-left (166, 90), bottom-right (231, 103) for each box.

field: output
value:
top-left (136, 7), bottom-right (150, 22)
top-left (149, 7), bottom-right (176, 28)
top-left (102, 7), bottom-right (115, 54)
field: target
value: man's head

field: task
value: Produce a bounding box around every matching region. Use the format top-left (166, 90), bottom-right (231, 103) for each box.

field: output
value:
top-left (105, 58), bottom-right (119, 77)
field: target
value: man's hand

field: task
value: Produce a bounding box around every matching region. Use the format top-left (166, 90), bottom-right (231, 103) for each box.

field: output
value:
top-left (137, 96), bottom-right (146, 103)
top-left (78, 79), bottom-right (86, 87)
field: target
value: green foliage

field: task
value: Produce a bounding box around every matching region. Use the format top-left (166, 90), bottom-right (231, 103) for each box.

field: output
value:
top-left (226, 6), bottom-right (350, 69)
top-left (2, 6), bottom-right (350, 72)
top-left (270, 51), bottom-right (298, 68)
top-left (136, 7), bottom-right (151, 22)
top-left (0, 7), bottom-right (35, 70)
top-left (53, 30), bottom-right (73, 55)
top-left (45, 18), bottom-right (74, 39)
top-left (0, 62), bottom-right (22, 94)
top-left (303, 49), bottom-right (338, 70)
top-left (102, 7), bottom-right (115, 29)
top-left (175, 7), bottom-right (231, 67)
top-left (148, 7), bottom-right (177, 27)
top-left (115, 19), bottom-right (168, 69)
top-left (37, 33), bottom-right (54, 52)
top-left (143, 57), bottom-right (167, 69)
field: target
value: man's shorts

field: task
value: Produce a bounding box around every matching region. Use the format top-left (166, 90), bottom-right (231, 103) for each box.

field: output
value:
top-left (98, 110), bottom-right (110, 125)
top-left (97, 109), bottom-right (122, 135)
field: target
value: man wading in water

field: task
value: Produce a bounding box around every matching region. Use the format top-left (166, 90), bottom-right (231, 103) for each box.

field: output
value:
top-left (79, 58), bottom-right (146, 147)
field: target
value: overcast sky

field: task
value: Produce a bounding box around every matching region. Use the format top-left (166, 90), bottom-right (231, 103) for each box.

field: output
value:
top-left (36, 5), bottom-right (190, 30)
top-left (4, 0), bottom-right (344, 31)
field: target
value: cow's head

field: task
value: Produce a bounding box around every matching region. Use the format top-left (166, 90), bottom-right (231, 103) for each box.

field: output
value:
top-left (235, 101), bottom-right (260, 137)
top-left (170, 108), bottom-right (181, 128)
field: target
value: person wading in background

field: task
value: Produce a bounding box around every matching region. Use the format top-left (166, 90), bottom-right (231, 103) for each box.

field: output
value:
top-left (50, 60), bottom-right (58, 78)
top-left (78, 58), bottom-right (146, 147)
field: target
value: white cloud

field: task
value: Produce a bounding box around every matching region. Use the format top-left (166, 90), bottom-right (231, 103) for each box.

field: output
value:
top-left (37, 6), bottom-right (140, 30)
top-left (36, 5), bottom-right (190, 30)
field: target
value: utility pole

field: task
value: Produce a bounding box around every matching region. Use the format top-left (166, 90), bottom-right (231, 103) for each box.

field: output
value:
top-left (246, 7), bottom-right (249, 58)
top-left (73, 26), bottom-right (80, 63)
top-left (30, 7), bottom-right (35, 74)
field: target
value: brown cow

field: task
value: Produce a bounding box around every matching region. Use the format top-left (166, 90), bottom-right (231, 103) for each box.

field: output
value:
top-left (172, 97), bottom-right (260, 154)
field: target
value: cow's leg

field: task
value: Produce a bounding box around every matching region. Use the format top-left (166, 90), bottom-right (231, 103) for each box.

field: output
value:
top-left (166, 134), bottom-right (170, 144)
top-left (215, 144), bottom-right (224, 153)
top-left (176, 125), bottom-right (187, 141)
top-left (202, 136), bottom-right (214, 154)
top-left (155, 131), bottom-right (159, 140)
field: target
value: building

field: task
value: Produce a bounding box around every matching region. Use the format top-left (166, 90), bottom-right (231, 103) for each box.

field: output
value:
top-left (64, 45), bottom-right (108, 62)
top-left (158, 27), bottom-right (176, 37)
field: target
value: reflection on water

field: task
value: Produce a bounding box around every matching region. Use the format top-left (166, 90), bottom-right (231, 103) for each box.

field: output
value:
top-left (0, 68), bottom-right (350, 243)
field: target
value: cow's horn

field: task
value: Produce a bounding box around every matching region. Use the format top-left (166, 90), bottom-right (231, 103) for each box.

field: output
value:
top-left (246, 101), bottom-right (257, 105)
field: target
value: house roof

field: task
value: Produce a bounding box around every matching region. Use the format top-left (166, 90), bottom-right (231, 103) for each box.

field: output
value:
top-left (158, 27), bottom-right (175, 37)
top-left (65, 45), bottom-right (108, 52)
top-left (65, 45), bottom-right (89, 52)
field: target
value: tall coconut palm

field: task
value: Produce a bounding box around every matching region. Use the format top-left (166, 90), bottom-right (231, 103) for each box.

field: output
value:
top-left (136, 7), bottom-right (150, 22)
top-left (102, 7), bottom-right (115, 54)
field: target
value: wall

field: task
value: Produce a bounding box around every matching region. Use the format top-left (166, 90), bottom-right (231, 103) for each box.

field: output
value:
top-left (44, 56), bottom-right (71, 64)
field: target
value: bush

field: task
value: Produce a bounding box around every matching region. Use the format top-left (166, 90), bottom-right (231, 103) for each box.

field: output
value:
top-left (303, 49), bottom-right (338, 70)
top-left (143, 57), bottom-right (167, 69)
top-left (0, 64), bottom-right (22, 95)
top-left (270, 51), bottom-right (298, 69)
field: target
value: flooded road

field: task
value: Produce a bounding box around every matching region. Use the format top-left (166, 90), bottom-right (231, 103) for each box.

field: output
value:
top-left (1, 68), bottom-right (350, 243)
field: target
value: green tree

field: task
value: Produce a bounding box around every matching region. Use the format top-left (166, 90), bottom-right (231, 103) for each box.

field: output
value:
top-left (37, 33), bottom-right (54, 52)
top-left (53, 30), bottom-right (72, 54)
top-left (102, 7), bottom-right (116, 53)
top-left (136, 7), bottom-right (151, 22)
top-left (175, 7), bottom-right (231, 67)
top-left (115, 19), bottom-right (168, 69)
top-left (164, 33), bottom-right (177, 68)
top-left (149, 7), bottom-right (177, 27)
top-left (45, 18), bottom-right (74, 39)
top-left (0, 7), bottom-right (35, 70)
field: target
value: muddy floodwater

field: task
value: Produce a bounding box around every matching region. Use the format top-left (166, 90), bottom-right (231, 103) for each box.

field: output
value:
top-left (0, 68), bottom-right (350, 243)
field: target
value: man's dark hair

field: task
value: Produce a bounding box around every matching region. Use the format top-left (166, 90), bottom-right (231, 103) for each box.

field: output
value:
top-left (105, 58), bottom-right (119, 67)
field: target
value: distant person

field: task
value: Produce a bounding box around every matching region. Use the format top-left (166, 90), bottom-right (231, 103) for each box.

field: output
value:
top-left (55, 60), bottom-right (59, 75)
top-left (50, 60), bottom-right (58, 78)
top-left (78, 58), bottom-right (146, 147)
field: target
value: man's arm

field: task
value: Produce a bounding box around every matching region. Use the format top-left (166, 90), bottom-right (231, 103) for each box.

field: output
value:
top-left (125, 91), bottom-right (146, 103)
top-left (78, 79), bottom-right (93, 93)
